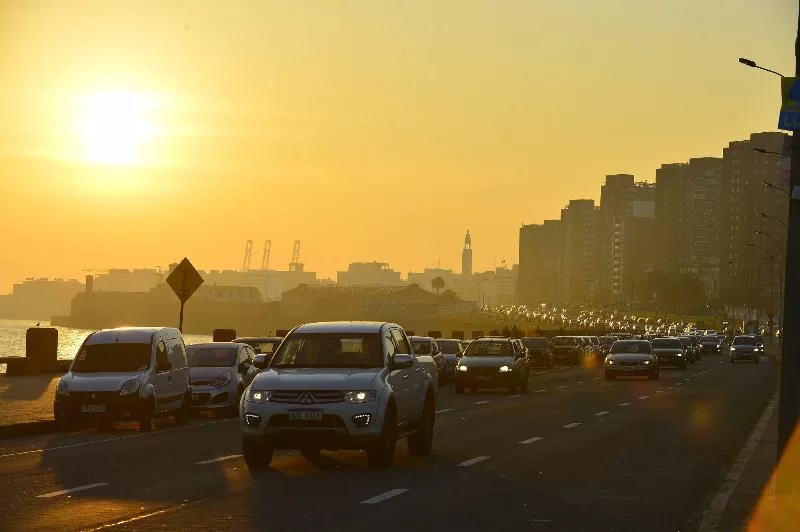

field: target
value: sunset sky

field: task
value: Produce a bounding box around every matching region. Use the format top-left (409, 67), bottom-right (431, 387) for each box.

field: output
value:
top-left (0, 0), bottom-right (795, 293)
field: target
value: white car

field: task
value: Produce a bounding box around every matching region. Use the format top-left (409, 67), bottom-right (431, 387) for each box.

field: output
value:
top-left (241, 321), bottom-right (438, 469)
top-left (187, 342), bottom-right (260, 416)
top-left (54, 327), bottom-right (191, 431)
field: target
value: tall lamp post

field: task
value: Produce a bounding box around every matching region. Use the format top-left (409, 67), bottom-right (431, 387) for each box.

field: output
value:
top-left (740, 23), bottom-right (800, 459)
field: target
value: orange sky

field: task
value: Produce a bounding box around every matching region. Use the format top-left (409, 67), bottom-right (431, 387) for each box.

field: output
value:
top-left (0, 0), bottom-right (796, 292)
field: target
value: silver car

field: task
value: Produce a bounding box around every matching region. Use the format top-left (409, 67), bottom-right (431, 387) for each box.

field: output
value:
top-left (729, 335), bottom-right (761, 364)
top-left (187, 342), bottom-right (259, 416)
top-left (604, 339), bottom-right (659, 381)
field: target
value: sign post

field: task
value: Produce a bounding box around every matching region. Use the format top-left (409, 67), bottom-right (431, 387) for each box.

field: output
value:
top-left (165, 258), bottom-right (204, 332)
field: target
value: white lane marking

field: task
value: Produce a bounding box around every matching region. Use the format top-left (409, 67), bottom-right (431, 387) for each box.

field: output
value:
top-left (458, 456), bottom-right (491, 467)
top-left (667, 386), bottom-right (674, 390)
top-left (509, 395), bottom-right (520, 399)
top-left (698, 392), bottom-right (778, 532)
top-left (435, 408), bottom-right (454, 414)
top-left (37, 483), bottom-right (109, 499)
top-left (360, 489), bottom-right (410, 504)
top-left (195, 455), bottom-right (241, 465)
top-left (578, 381), bottom-right (584, 384)
top-left (593, 377), bottom-right (600, 381)
top-left (557, 385), bottom-right (567, 389)
top-left (535, 389), bottom-right (547, 393)
top-left (0, 419), bottom-right (235, 460)
top-left (656, 390), bottom-right (665, 394)
top-left (594, 411), bottom-right (610, 417)
top-left (562, 422), bottom-right (582, 429)
top-left (474, 400), bottom-right (491, 405)
top-left (638, 395), bottom-right (650, 400)
top-left (619, 402), bottom-right (631, 407)
top-left (519, 436), bottom-right (543, 445)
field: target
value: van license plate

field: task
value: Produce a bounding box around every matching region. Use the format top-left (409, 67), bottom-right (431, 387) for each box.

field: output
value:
top-left (82, 404), bottom-right (105, 413)
top-left (288, 411), bottom-right (322, 421)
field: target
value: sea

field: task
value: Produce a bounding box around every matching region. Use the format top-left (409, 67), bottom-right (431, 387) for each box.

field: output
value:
top-left (0, 318), bottom-right (213, 374)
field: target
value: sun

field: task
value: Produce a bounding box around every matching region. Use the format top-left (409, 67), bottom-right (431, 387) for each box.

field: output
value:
top-left (76, 91), bottom-right (156, 166)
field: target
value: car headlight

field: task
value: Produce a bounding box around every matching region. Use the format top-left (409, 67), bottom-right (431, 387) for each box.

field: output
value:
top-left (499, 365), bottom-right (512, 373)
top-left (120, 378), bottom-right (140, 396)
top-left (730, 347), bottom-right (737, 351)
top-left (56, 379), bottom-right (69, 396)
top-left (212, 373), bottom-right (233, 388)
top-left (458, 365), bottom-right (468, 372)
top-left (676, 353), bottom-right (683, 357)
top-left (249, 390), bottom-right (273, 403)
top-left (643, 360), bottom-right (651, 365)
top-left (607, 359), bottom-right (616, 365)
top-left (343, 390), bottom-right (377, 404)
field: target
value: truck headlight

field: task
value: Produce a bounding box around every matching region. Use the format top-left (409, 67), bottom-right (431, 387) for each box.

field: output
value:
top-left (120, 378), bottom-right (140, 396)
top-left (249, 390), bottom-right (273, 403)
top-left (344, 391), bottom-right (376, 404)
top-left (498, 365), bottom-right (512, 372)
top-left (57, 379), bottom-right (69, 396)
top-left (458, 365), bottom-right (468, 372)
top-left (212, 373), bottom-right (232, 388)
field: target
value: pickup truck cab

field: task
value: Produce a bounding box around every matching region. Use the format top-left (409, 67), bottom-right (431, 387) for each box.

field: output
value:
top-left (241, 321), bottom-right (438, 469)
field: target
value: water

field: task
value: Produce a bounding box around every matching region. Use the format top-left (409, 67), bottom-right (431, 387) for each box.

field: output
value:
top-left (0, 318), bottom-right (212, 373)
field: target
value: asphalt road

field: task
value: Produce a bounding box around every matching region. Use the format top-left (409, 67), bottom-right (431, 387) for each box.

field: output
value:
top-left (0, 355), bottom-right (776, 532)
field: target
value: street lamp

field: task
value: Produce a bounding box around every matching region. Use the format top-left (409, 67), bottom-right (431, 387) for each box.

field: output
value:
top-left (738, 57), bottom-right (785, 77)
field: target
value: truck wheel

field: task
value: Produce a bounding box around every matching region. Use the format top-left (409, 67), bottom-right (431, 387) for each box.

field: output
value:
top-left (408, 396), bottom-right (434, 457)
top-left (367, 407), bottom-right (397, 468)
top-left (243, 438), bottom-right (274, 470)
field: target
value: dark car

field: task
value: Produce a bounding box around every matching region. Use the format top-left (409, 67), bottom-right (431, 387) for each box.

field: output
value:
top-left (676, 336), bottom-right (696, 364)
top-left (410, 336), bottom-right (447, 385)
top-left (651, 337), bottom-right (687, 369)
top-left (522, 337), bottom-right (553, 368)
top-left (435, 338), bottom-right (464, 381)
top-left (455, 337), bottom-right (530, 394)
top-left (730, 335), bottom-right (761, 363)
top-left (549, 336), bottom-right (582, 366)
top-left (700, 335), bottom-right (723, 355)
top-left (599, 336), bottom-right (618, 358)
top-left (688, 335), bottom-right (703, 360)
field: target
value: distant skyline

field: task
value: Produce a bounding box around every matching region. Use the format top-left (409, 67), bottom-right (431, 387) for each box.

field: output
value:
top-left (1, 0), bottom-right (796, 293)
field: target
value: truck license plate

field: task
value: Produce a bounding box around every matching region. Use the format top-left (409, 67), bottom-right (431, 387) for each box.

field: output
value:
top-left (81, 404), bottom-right (106, 413)
top-left (288, 411), bottom-right (322, 421)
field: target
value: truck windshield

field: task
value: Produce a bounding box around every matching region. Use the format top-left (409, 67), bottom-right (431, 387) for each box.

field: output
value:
top-left (271, 333), bottom-right (383, 368)
top-left (72, 343), bottom-right (151, 373)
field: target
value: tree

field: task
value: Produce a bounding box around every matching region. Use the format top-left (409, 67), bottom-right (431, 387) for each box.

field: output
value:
top-left (431, 276), bottom-right (445, 294)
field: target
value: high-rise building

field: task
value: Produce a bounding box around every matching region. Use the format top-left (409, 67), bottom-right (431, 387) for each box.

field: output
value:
top-left (518, 219), bottom-right (563, 306)
top-left (561, 199), bottom-right (599, 305)
top-left (720, 132), bottom-right (789, 322)
top-left (461, 230), bottom-right (473, 276)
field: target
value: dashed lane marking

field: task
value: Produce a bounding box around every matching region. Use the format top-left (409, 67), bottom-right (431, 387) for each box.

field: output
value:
top-left (595, 411), bottom-right (610, 417)
top-left (535, 389), bottom-right (547, 393)
top-left (457, 456), bottom-right (491, 467)
top-left (619, 402), bottom-right (631, 407)
top-left (638, 395), bottom-right (650, 400)
top-left (562, 422), bottom-right (582, 429)
top-left (519, 436), bottom-right (543, 445)
top-left (557, 385), bottom-right (568, 389)
top-left (435, 408), bottom-right (454, 414)
top-left (195, 455), bottom-right (241, 465)
top-left (509, 395), bottom-right (520, 398)
top-left (361, 489), bottom-right (410, 504)
top-left (474, 400), bottom-right (492, 405)
top-left (656, 390), bottom-right (665, 394)
top-left (37, 483), bottom-right (109, 499)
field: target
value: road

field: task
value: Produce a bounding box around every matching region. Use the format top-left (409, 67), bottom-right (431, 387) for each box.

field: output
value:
top-left (0, 355), bottom-right (776, 532)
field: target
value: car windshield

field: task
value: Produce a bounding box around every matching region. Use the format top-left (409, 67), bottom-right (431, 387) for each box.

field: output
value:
top-left (550, 337), bottom-right (573, 346)
top-left (701, 336), bottom-right (718, 342)
top-left (523, 338), bottom-right (549, 348)
top-left (411, 340), bottom-right (432, 355)
top-left (734, 336), bottom-right (757, 346)
top-left (678, 337), bottom-right (692, 346)
top-left (271, 333), bottom-right (383, 368)
top-left (72, 343), bottom-right (151, 373)
top-left (187, 347), bottom-right (237, 368)
top-left (600, 337), bottom-right (617, 346)
top-left (652, 339), bottom-right (682, 349)
top-left (610, 341), bottom-right (651, 354)
top-left (437, 340), bottom-right (461, 354)
top-left (464, 341), bottom-right (513, 357)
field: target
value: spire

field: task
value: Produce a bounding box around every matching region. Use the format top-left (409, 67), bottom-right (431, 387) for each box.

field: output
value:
top-left (464, 229), bottom-right (472, 249)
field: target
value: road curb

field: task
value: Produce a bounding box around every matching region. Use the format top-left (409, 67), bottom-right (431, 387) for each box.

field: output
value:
top-left (0, 420), bottom-right (56, 440)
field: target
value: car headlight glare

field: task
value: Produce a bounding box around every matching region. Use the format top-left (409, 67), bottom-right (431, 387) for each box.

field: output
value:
top-left (249, 390), bottom-right (273, 403)
top-left (643, 360), bottom-right (651, 365)
top-left (56, 379), bottom-right (69, 396)
top-left (498, 365), bottom-right (512, 373)
top-left (344, 390), bottom-right (376, 404)
top-left (458, 365), bottom-right (468, 372)
top-left (607, 359), bottom-right (616, 365)
top-left (212, 373), bottom-right (233, 388)
top-left (676, 353), bottom-right (683, 357)
top-left (120, 378), bottom-right (140, 396)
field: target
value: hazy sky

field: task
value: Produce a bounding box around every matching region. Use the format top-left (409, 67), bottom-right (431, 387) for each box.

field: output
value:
top-left (0, 0), bottom-right (795, 292)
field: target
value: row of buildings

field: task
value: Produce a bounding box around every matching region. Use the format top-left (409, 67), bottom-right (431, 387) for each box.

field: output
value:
top-left (518, 131), bottom-right (789, 320)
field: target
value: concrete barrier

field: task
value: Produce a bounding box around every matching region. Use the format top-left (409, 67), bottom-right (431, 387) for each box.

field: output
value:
top-left (212, 329), bottom-right (237, 342)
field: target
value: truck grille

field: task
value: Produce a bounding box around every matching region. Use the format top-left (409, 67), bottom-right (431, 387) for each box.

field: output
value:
top-left (270, 391), bottom-right (344, 404)
top-left (268, 415), bottom-right (345, 428)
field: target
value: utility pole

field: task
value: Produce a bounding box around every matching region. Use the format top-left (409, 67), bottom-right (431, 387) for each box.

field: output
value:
top-left (779, 1), bottom-right (800, 459)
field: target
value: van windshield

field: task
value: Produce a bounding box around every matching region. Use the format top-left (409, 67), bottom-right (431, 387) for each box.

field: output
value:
top-left (72, 343), bottom-right (151, 373)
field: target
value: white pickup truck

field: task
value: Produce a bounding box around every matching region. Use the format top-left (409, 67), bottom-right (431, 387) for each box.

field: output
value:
top-left (240, 321), bottom-right (438, 469)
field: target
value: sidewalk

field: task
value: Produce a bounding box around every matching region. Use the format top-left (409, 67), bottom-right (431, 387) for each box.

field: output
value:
top-left (704, 391), bottom-right (800, 532)
top-left (0, 374), bottom-right (58, 438)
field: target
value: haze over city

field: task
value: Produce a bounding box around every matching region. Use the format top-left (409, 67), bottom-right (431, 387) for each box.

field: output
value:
top-left (0, 0), bottom-right (795, 293)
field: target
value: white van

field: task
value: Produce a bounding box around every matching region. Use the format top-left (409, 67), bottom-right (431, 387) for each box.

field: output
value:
top-left (54, 327), bottom-right (191, 431)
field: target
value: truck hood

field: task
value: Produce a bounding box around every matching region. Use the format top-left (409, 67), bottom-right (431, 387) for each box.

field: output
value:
top-left (251, 368), bottom-right (380, 390)
top-left (459, 356), bottom-right (515, 368)
top-left (64, 371), bottom-right (144, 392)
